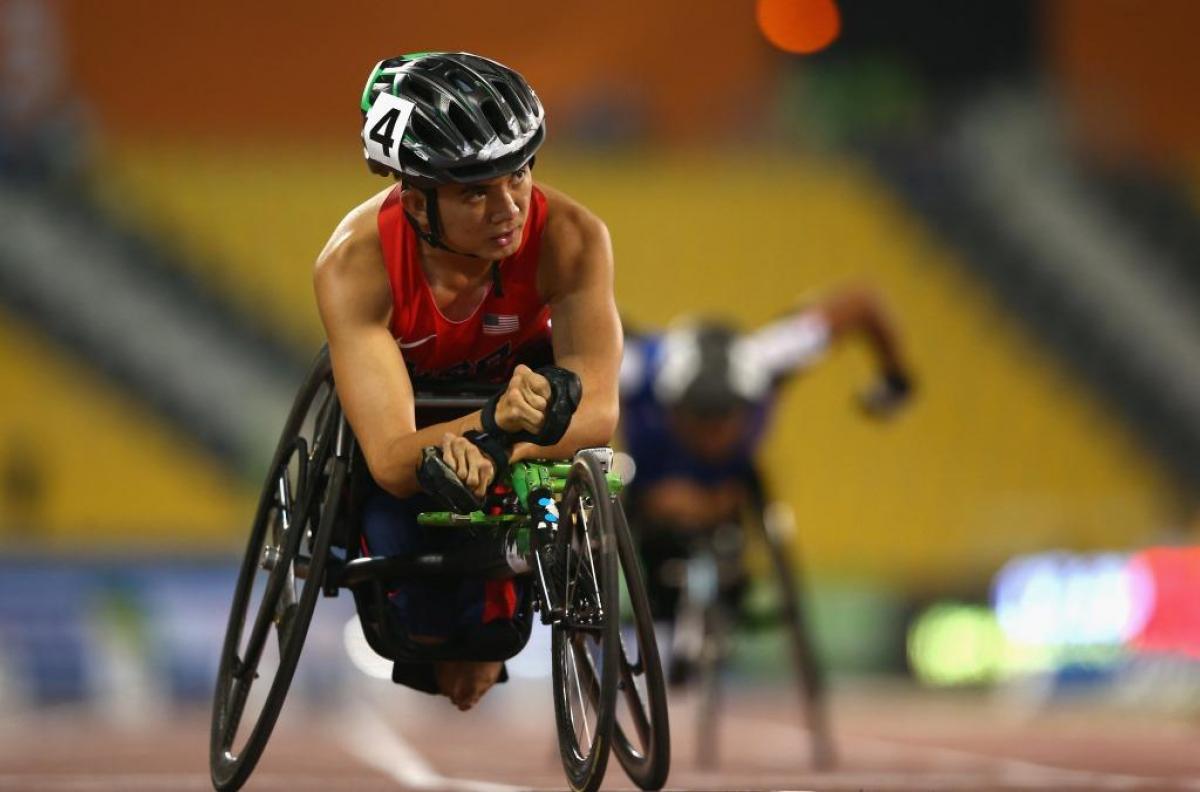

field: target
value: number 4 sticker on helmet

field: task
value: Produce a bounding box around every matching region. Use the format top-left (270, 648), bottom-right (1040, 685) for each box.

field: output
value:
top-left (362, 92), bottom-right (416, 172)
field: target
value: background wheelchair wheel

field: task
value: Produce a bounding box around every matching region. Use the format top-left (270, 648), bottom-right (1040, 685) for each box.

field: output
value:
top-left (755, 502), bottom-right (835, 769)
top-left (695, 597), bottom-right (733, 768)
top-left (209, 349), bottom-right (345, 791)
top-left (611, 504), bottom-right (671, 790)
top-left (551, 453), bottom-right (620, 792)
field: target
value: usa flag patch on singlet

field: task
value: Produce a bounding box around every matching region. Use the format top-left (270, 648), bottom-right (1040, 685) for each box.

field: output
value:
top-left (483, 313), bottom-right (519, 335)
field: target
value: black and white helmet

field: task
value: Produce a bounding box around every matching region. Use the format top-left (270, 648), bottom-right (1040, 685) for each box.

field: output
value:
top-left (360, 51), bottom-right (546, 187)
top-left (654, 320), bottom-right (770, 416)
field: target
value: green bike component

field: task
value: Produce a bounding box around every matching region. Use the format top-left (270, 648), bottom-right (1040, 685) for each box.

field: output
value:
top-left (417, 459), bottom-right (625, 557)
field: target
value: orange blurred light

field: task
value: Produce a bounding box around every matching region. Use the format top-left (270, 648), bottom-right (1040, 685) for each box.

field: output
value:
top-left (756, 0), bottom-right (841, 55)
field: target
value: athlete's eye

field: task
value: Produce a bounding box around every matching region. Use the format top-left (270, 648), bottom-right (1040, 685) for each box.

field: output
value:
top-left (511, 167), bottom-right (527, 183)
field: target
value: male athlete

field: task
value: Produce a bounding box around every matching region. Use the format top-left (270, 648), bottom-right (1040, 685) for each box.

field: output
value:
top-left (313, 52), bottom-right (620, 710)
top-left (619, 286), bottom-right (912, 680)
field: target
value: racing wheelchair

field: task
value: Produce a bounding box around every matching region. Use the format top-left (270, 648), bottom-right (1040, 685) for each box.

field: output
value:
top-left (208, 346), bottom-right (670, 792)
top-left (627, 469), bottom-right (833, 770)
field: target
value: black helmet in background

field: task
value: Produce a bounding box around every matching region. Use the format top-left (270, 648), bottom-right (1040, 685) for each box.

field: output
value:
top-left (360, 51), bottom-right (546, 187)
top-left (653, 320), bottom-right (770, 417)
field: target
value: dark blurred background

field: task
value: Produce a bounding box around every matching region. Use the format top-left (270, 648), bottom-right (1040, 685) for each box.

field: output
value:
top-left (2, 0), bottom-right (1199, 713)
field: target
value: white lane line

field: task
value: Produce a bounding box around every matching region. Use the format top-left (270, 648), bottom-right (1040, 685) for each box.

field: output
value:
top-left (780, 772), bottom-right (1198, 790)
top-left (335, 702), bottom-right (519, 792)
top-left (0, 776), bottom-right (205, 791)
top-left (849, 730), bottom-right (1162, 789)
top-left (0, 775), bottom-right (379, 791)
top-left (724, 714), bottom-right (1182, 790)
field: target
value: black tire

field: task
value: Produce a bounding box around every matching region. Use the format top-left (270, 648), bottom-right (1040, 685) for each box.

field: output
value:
top-left (551, 453), bottom-right (620, 792)
top-left (611, 503), bottom-right (671, 790)
top-left (755, 506), bottom-right (835, 769)
top-left (209, 349), bottom-right (346, 791)
top-left (694, 593), bottom-right (731, 769)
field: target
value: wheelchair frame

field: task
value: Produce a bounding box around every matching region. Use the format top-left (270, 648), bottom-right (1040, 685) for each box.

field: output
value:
top-left (208, 347), bottom-right (669, 792)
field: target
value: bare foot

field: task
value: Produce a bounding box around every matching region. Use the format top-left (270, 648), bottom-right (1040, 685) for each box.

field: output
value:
top-left (434, 660), bottom-right (503, 711)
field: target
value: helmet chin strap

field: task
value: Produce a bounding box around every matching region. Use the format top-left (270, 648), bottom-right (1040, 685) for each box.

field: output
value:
top-left (397, 158), bottom-right (537, 298)
top-left (403, 187), bottom-right (504, 297)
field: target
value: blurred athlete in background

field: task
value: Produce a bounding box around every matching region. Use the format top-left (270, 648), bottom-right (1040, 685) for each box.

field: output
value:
top-left (618, 285), bottom-right (913, 680)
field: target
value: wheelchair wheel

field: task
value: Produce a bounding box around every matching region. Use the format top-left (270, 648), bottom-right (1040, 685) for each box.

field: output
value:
top-left (755, 503), bottom-right (835, 769)
top-left (695, 592), bottom-right (733, 768)
top-left (611, 503), bottom-right (671, 790)
top-left (551, 452), bottom-right (620, 792)
top-left (209, 349), bottom-right (347, 791)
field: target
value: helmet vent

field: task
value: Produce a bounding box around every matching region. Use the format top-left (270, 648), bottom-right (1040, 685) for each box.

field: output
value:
top-left (480, 100), bottom-right (513, 143)
top-left (401, 76), bottom-right (436, 105)
top-left (370, 81), bottom-right (392, 100)
top-left (491, 80), bottom-right (527, 122)
top-left (445, 68), bottom-right (476, 93)
top-left (410, 114), bottom-right (450, 150)
top-left (447, 102), bottom-right (485, 144)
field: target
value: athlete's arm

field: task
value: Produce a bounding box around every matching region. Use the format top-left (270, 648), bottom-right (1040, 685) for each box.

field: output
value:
top-left (818, 286), bottom-right (908, 376)
top-left (749, 284), bottom-right (909, 381)
top-left (513, 186), bottom-right (621, 461)
top-left (313, 192), bottom-right (493, 498)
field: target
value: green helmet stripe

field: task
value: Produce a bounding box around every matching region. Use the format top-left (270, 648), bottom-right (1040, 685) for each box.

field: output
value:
top-left (360, 52), bottom-right (448, 112)
top-left (359, 60), bottom-right (388, 112)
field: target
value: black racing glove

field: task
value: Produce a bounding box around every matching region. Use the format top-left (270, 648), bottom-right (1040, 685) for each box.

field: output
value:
top-left (463, 429), bottom-right (511, 486)
top-left (858, 369), bottom-right (914, 418)
top-left (415, 447), bottom-right (481, 514)
top-left (415, 432), bottom-right (514, 514)
top-left (481, 365), bottom-right (583, 447)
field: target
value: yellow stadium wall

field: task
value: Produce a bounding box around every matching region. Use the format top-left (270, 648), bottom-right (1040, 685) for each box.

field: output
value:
top-left (92, 143), bottom-right (1181, 591)
top-left (0, 315), bottom-right (255, 547)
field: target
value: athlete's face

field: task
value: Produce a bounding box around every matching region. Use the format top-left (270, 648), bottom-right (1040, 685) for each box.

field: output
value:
top-left (434, 166), bottom-right (533, 258)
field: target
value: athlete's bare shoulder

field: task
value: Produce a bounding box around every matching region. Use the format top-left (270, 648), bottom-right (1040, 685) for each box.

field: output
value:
top-left (314, 184), bottom-right (396, 327)
top-left (315, 185), bottom-right (393, 275)
top-left (536, 182), bottom-right (612, 300)
top-left (539, 183), bottom-right (606, 242)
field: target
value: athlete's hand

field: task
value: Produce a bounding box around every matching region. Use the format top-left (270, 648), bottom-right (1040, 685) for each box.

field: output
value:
top-left (493, 364), bottom-right (551, 435)
top-left (858, 369), bottom-right (914, 419)
top-left (440, 433), bottom-right (494, 498)
top-left (641, 479), bottom-right (746, 527)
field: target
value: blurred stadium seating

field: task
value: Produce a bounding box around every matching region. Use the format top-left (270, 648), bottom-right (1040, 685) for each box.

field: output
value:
top-left (0, 313), bottom-right (252, 544)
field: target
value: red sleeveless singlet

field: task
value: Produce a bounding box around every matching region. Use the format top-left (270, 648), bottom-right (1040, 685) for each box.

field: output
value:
top-left (377, 186), bottom-right (553, 383)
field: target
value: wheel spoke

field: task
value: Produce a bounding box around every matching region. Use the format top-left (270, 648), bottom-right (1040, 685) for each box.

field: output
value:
top-left (579, 500), bottom-right (603, 620)
top-left (309, 386), bottom-right (335, 450)
top-left (273, 458), bottom-right (296, 544)
top-left (241, 557), bottom-right (290, 677)
top-left (219, 674), bottom-right (252, 750)
top-left (278, 548), bottom-right (299, 619)
top-left (619, 629), bottom-right (645, 675)
top-left (563, 524), bottom-right (577, 611)
top-left (274, 603), bottom-right (298, 651)
top-left (242, 458), bottom-right (306, 675)
top-left (618, 653), bottom-right (652, 748)
top-left (567, 636), bottom-right (593, 750)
